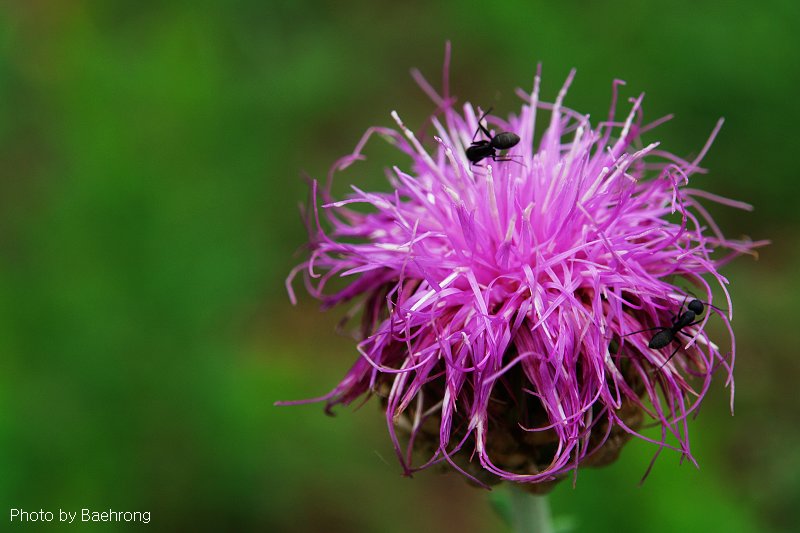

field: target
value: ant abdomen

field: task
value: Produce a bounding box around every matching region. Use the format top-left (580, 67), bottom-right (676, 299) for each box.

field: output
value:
top-left (490, 132), bottom-right (520, 150)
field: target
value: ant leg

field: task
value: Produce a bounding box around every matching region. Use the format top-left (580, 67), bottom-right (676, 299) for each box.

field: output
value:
top-left (673, 293), bottom-right (690, 321)
top-left (660, 295), bottom-right (688, 325)
top-left (661, 293), bottom-right (689, 325)
top-left (472, 107), bottom-right (494, 142)
top-left (492, 155), bottom-right (526, 167)
top-left (471, 123), bottom-right (489, 142)
top-left (667, 323), bottom-right (709, 359)
top-left (673, 321), bottom-right (706, 342)
top-left (621, 326), bottom-right (667, 337)
top-left (477, 107), bottom-right (493, 123)
top-left (679, 320), bottom-right (705, 330)
top-left (658, 343), bottom-right (682, 370)
top-left (470, 125), bottom-right (481, 142)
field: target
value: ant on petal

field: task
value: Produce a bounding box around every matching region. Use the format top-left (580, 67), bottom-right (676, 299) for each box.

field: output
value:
top-left (622, 296), bottom-right (714, 369)
top-left (465, 107), bottom-right (521, 165)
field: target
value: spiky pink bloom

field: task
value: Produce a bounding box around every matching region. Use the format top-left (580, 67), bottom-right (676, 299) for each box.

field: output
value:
top-left (285, 51), bottom-right (763, 490)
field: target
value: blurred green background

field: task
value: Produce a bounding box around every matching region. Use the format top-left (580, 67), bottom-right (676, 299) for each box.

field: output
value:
top-left (0, 1), bottom-right (797, 531)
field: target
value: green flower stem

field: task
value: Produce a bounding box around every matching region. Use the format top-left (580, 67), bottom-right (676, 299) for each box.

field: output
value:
top-left (508, 485), bottom-right (553, 533)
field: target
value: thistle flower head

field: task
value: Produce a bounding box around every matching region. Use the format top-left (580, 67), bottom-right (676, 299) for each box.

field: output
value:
top-left (285, 50), bottom-right (762, 490)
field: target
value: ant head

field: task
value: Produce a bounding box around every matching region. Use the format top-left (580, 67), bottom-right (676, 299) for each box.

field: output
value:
top-left (687, 299), bottom-right (704, 315)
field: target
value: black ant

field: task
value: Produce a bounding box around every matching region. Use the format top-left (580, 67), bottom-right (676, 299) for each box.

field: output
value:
top-left (623, 297), bottom-right (710, 369)
top-left (465, 107), bottom-right (520, 165)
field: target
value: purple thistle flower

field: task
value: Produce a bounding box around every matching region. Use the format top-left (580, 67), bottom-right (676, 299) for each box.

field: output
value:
top-left (284, 48), bottom-right (765, 491)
